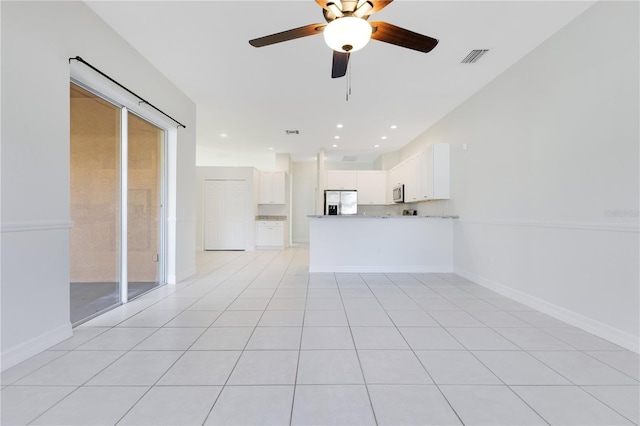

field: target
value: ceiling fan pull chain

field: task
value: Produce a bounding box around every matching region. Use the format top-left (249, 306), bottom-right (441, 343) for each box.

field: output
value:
top-left (345, 64), bottom-right (349, 101)
top-left (346, 57), bottom-right (352, 101)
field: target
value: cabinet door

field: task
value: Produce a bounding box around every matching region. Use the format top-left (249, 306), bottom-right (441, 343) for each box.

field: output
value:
top-left (327, 170), bottom-right (357, 190)
top-left (259, 171), bottom-right (286, 204)
top-left (357, 170), bottom-right (387, 205)
top-left (259, 172), bottom-right (273, 204)
top-left (420, 148), bottom-right (433, 200)
top-left (370, 171), bottom-right (387, 204)
top-left (268, 224), bottom-right (283, 246)
top-left (432, 143), bottom-right (450, 199)
top-left (256, 221), bottom-right (283, 247)
top-left (404, 157), bottom-right (419, 203)
top-left (271, 171), bottom-right (286, 204)
top-left (356, 171), bottom-right (374, 204)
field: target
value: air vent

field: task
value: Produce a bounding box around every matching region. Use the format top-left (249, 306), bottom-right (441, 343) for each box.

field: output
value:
top-left (342, 156), bottom-right (357, 162)
top-left (461, 49), bottom-right (489, 64)
top-left (285, 130), bottom-right (300, 135)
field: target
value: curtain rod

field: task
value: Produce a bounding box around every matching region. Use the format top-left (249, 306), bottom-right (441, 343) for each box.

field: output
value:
top-left (69, 56), bottom-right (186, 129)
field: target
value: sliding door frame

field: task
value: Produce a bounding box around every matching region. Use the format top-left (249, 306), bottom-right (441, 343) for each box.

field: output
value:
top-left (71, 79), bottom-right (169, 305)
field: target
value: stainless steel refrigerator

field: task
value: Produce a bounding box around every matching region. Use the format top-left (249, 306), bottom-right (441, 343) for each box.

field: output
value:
top-left (324, 190), bottom-right (358, 215)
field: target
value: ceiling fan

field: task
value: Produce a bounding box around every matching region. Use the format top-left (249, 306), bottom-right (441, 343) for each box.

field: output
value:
top-left (249, 0), bottom-right (439, 78)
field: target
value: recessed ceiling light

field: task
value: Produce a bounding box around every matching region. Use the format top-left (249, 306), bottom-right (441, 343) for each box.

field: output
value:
top-left (268, 147), bottom-right (274, 150)
top-left (220, 133), bottom-right (228, 137)
top-left (374, 144), bottom-right (380, 148)
top-left (334, 136), bottom-right (340, 139)
top-left (336, 124), bottom-right (343, 128)
top-left (332, 144), bottom-right (338, 148)
top-left (381, 136), bottom-right (387, 140)
top-left (390, 125), bottom-right (397, 129)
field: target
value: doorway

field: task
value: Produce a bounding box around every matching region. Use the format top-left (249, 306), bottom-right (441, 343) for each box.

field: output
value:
top-left (70, 83), bottom-right (166, 324)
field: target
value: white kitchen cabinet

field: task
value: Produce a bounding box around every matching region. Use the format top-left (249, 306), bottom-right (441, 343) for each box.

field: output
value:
top-left (403, 157), bottom-right (420, 203)
top-left (386, 143), bottom-right (450, 203)
top-left (259, 171), bottom-right (286, 204)
top-left (327, 170), bottom-right (357, 190)
top-left (356, 170), bottom-right (387, 205)
top-left (255, 220), bottom-right (285, 248)
top-left (424, 143), bottom-right (450, 200)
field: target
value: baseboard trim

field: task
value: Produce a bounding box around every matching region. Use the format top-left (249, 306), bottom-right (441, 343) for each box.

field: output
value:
top-left (455, 268), bottom-right (640, 353)
top-left (1, 323), bottom-right (72, 371)
top-left (175, 267), bottom-right (197, 284)
top-left (310, 266), bottom-right (454, 273)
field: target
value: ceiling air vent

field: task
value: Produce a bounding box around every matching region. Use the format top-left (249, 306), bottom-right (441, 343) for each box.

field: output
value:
top-left (285, 130), bottom-right (300, 135)
top-left (342, 156), bottom-right (357, 162)
top-left (461, 49), bottom-right (489, 64)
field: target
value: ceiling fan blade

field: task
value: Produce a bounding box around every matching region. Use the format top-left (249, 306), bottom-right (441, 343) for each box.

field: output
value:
top-left (249, 24), bottom-right (325, 47)
top-left (370, 21), bottom-right (438, 53)
top-left (369, 0), bottom-right (393, 13)
top-left (331, 51), bottom-right (350, 78)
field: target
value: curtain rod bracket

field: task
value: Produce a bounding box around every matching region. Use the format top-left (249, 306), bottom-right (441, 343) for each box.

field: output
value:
top-left (69, 56), bottom-right (186, 129)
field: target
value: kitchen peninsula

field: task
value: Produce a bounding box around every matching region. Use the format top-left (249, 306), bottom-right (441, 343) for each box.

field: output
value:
top-left (308, 215), bottom-right (458, 273)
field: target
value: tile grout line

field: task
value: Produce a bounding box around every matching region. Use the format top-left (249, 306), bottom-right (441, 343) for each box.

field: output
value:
top-left (288, 250), bottom-right (310, 426)
top-left (336, 273), bottom-right (380, 426)
top-left (199, 247), bottom-right (300, 425)
top-left (370, 273), bottom-right (467, 426)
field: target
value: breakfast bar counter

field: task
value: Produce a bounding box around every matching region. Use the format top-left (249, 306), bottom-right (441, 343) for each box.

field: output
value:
top-left (307, 215), bottom-right (457, 273)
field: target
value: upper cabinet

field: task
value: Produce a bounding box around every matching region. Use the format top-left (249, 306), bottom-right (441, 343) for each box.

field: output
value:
top-left (390, 143), bottom-right (450, 202)
top-left (259, 170), bottom-right (286, 204)
top-left (426, 143), bottom-right (450, 200)
top-left (356, 171), bottom-right (387, 205)
top-left (326, 170), bottom-right (357, 190)
top-left (324, 143), bottom-right (449, 206)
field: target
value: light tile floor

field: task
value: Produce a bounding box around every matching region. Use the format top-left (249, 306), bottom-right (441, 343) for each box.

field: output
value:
top-left (2, 247), bottom-right (638, 425)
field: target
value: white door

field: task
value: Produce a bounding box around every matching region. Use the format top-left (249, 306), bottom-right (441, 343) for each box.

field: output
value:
top-left (204, 180), bottom-right (246, 250)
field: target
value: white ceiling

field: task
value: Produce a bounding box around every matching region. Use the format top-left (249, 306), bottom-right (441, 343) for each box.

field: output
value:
top-left (86, 0), bottom-right (595, 163)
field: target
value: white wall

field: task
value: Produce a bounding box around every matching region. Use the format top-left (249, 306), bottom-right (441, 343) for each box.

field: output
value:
top-left (1, 1), bottom-right (197, 369)
top-left (196, 138), bottom-right (277, 170)
top-left (402, 1), bottom-right (639, 350)
top-left (292, 162), bottom-right (317, 243)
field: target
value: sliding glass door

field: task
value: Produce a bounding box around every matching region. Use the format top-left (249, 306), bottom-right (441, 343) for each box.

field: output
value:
top-left (70, 83), bottom-right (166, 324)
top-left (70, 84), bottom-right (122, 323)
top-left (127, 113), bottom-right (164, 299)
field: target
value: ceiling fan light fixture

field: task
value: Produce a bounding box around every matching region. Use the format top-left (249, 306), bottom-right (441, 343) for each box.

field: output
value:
top-left (323, 16), bottom-right (372, 53)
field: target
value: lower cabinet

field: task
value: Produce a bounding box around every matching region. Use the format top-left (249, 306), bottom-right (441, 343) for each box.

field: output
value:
top-left (255, 221), bottom-right (285, 248)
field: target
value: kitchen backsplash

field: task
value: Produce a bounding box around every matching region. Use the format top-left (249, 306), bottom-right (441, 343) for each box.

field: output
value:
top-left (258, 203), bottom-right (287, 216)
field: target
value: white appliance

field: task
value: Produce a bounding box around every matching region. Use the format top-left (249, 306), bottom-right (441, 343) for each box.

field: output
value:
top-left (324, 190), bottom-right (358, 215)
top-left (392, 184), bottom-right (404, 203)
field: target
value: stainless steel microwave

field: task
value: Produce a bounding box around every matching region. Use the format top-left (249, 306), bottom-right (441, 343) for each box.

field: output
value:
top-left (392, 184), bottom-right (404, 203)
